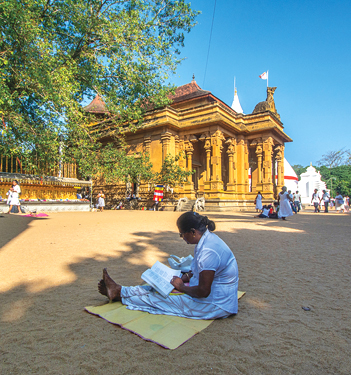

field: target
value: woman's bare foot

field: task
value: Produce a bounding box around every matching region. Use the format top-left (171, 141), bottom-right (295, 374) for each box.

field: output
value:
top-left (98, 279), bottom-right (108, 297)
top-left (101, 268), bottom-right (121, 301)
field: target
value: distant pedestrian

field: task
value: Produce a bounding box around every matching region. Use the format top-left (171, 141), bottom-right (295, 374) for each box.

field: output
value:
top-left (96, 191), bottom-right (106, 212)
top-left (335, 193), bottom-right (345, 213)
top-left (321, 190), bottom-right (330, 213)
top-left (293, 191), bottom-right (302, 212)
top-left (7, 180), bottom-right (21, 214)
top-left (255, 192), bottom-right (263, 212)
top-left (288, 190), bottom-right (297, 213)
top-left (311, 189), bottom-right (320, 213)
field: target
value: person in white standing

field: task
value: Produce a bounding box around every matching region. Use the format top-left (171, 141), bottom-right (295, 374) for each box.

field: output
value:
top-left (293, 191), bottom-right (302, 212)
top-left (7, 180), bottom-right (21, 214)
top-left (321, 190), bottom-right (330, 213)
top-left (311, 189), bottom-right (320, 213)
top-left (277, 186), bottom-right (293, 220)
top-left (255, 192), bottom-right (263, 212)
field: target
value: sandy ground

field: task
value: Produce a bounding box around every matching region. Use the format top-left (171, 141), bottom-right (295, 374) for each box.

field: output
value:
top-left (0, 208), bottom-right (350, 375)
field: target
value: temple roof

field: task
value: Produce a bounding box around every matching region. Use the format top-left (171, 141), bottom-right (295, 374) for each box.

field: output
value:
top-left (169, 80), bottom-right (211, 104)
top-left (83, 94), bottom-right (109, 114)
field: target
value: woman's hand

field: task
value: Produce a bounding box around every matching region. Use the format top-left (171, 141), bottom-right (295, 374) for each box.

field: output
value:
top-left (170, 276), bottom-right (184, 292)
top-left (181, 271), bottom-right (193, 283)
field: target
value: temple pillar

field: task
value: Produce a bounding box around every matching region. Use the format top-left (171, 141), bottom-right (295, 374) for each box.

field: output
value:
top-left (236, 136), bottom-right (249, 194)
top-left (161, 131), bottom-right (172, 161)
top-left (184, 140), bottom-right (194, 193)
top-left (210, 130), bottom-right (225, 191)
top-left (255, 143), bottom-right (263, 192)
top-left (262, 137), bottom-right (274, 197)
top-left (275, 145), bottom-right (285, 195)
top-left (226, 138), bottom-right (236, 192)
top-left (143, 136), bottom-right (152, 154)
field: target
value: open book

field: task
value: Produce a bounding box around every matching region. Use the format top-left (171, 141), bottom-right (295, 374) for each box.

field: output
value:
top-left (141, 261), bottom-right (182, 298)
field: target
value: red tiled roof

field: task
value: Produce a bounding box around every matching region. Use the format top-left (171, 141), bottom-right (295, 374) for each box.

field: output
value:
top-left (169, 80), bottom-right (211, 104)
top-left (83, 95), bottom-right (109, 114)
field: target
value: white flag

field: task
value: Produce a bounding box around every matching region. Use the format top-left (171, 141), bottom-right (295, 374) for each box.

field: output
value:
top-left (259, 71), bottom-right (268, 80)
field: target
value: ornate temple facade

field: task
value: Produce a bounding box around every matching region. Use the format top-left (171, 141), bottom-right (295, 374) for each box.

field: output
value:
top-left (87, 79), bottom-right (292, 210)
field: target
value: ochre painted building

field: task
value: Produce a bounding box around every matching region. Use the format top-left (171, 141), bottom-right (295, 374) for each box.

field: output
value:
top-left (86, 80), bottom-right (292, 210)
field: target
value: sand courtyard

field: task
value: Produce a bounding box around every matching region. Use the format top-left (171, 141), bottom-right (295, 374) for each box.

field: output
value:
top-left (0, 209), bottom-right (350, 374)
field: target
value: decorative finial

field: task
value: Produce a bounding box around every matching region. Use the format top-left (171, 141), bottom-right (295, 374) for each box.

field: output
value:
top-left (192, 74), bottom-right (195, 81)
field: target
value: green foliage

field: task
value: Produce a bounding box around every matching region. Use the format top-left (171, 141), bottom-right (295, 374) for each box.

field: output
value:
top-left (154, 152), bottom-right (193, 188)
top-left (0, 0), bottom-right (199, 178)
top-left (291, 164), bottom-right (307, 179)
top-left (315, 164), bottom-right (351, 197)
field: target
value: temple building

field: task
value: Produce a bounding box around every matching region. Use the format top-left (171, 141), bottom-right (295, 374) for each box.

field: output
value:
top-left (88, 78), bottom-right (292, 210)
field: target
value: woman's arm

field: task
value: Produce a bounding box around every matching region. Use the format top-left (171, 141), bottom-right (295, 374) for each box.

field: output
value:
top-left (171, 270), bottom-right (215, 298)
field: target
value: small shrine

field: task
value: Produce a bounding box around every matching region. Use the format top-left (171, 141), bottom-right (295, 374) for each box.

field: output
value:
top-left (298, 164), bottom-right (327, 204)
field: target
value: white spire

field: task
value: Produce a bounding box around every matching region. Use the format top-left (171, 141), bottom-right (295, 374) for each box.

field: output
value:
top-left (231, 88), bottom-right (244, 114)
top-left (231, 77), bottom-right (244, 113)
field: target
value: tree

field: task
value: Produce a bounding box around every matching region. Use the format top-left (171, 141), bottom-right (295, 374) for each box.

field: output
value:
top-left (317, 149), bottom-right (348, 168)
top-left (0, 0), bottom-right (198, 178)
top-left (154, 152), bottom-right (193, 190)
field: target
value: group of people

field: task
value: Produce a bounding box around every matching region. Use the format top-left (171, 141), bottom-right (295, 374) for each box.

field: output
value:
top-left (255, 187), bottom-right (296, 220)
top-left (311, 189), bottom-right (349, 213)
top-left (255, 187), bottom-right (349, 219)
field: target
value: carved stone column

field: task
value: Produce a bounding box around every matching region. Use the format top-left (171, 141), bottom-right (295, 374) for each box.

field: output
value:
top-left (185, 141), bottom-right (194, 184)
top-left (143, 136), bottom-right (151, 154)
top-left (161, 131), bottom-right (172, 161)
top-left (236, 136), bottom-right (249, 194)
top-left (275, 145), bottom-right (285, 194)
top-left (210, 130), bottom-right (225, 191)
top-left (262, 137), bottom-right (274, 196)
top-left (255, 143), bottom-right (263, 192)
top-left (226, 138), bottom-right (236, 192)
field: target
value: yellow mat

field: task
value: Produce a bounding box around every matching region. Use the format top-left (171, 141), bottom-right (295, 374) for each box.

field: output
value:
top-left (85, 291), bottom-right (245, 350)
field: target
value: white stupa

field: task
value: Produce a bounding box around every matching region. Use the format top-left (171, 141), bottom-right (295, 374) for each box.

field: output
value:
top-left (231, 88), bottom-right (244, 114)
top-left (282, 158), bottom-right (299, 193)
top-left (298, 163), bottom-right (327, 204)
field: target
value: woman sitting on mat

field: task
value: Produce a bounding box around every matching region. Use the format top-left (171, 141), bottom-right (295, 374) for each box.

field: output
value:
top-left (98, 211), bottom-right (239, 320)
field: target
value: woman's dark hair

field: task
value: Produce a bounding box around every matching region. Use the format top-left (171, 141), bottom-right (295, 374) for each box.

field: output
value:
top-left (177, 211), bottom-right (215, 234)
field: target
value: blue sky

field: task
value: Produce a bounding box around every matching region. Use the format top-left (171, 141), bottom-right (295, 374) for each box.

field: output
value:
top-left (169, 0), bottom-right (351, 167)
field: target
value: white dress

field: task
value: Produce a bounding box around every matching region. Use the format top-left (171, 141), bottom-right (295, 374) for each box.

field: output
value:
top-left (9, 185), bottom-right (21, 206)
top-left (255, 194), bottom-right (263, 210)
top-left (97, 195), bottom-right (105, 207)
top-left (278, 191), bottom-right (293, 218)
top-left (120, 230), bottom-right (239, 320)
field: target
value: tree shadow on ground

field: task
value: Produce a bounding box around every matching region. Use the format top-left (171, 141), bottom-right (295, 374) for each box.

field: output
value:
top-left (1, 213), bottom-right (351, 374)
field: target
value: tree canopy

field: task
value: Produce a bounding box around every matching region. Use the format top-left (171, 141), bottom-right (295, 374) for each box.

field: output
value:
top-left (0, 0), bottom-right (198, 178)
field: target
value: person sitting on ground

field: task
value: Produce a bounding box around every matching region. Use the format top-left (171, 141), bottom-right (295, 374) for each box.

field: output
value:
top-left (98, 211), bottom-right (239, 320)
top-left (254, 205), bottom-right (270, 218)
top-left (268, 204), bottom-right (278, 219)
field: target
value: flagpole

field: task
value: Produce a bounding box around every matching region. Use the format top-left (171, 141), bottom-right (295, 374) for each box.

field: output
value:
top-left (267, 70), bottom-right (269, 88)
